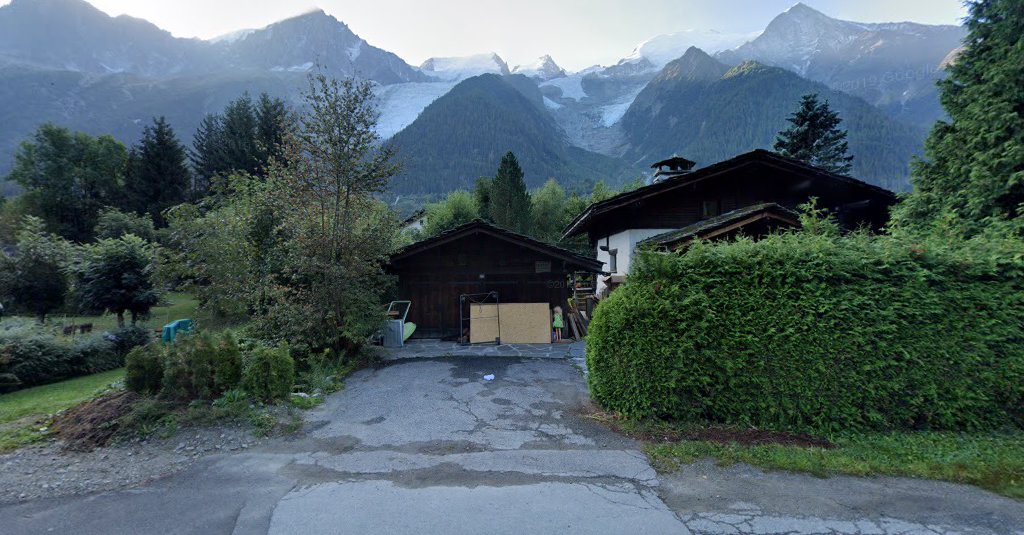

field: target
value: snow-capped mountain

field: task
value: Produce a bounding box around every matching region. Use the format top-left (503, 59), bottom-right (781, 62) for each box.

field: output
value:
top-left (716, 2), bottom-right (966, 126)
top-left (511, 55), bottom-right (567, 81)
top-left (0, 0), bottom-right (967, 193)
top-left (419, 53), bottom-right (511, 82)
top-left (618, 29), bottom-right (759, 72)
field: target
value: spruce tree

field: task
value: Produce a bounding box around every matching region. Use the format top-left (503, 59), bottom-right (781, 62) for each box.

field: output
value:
top-left (488, 152), bottom-right (532, 234)
top-left (894, 0), bottom-right (1024, 235)
top-left (255, 93), bottom-right (291, 167)
top-left (189, 114), bottom-right (225, 195)
top-left (473, 176), bottom-right (494, 222)
top-left (220, 93), bottom-right (259, 176)
top-left (190, 93), bottom-right (292, 192)
top-left (125, 117), bottom-right (191, 226)
top-left (774, 93), bottom-right (854, 175)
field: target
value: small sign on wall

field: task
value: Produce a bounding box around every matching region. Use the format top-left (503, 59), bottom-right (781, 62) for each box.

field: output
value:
top-left (535, 261), bottom-right (551, 273)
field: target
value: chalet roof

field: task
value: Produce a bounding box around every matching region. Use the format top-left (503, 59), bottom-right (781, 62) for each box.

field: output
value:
top-left (391, 219), bottom-right (604, 272)
top-left (639, 203), bottom-right (800, 249)
top-left (651, 156), bottom-right (696, 170)
top-left (563, 149), bottom-right (896, 239)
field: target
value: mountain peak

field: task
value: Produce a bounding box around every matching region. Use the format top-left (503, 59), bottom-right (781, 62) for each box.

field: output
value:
top-left (722, 60), bottom-right (780, 78)
top-left (621, 28), bottom-right (758, 70)
top-left (511, 55), bottom-right (566, 81)
top-left (420, 53), bottom-right (510, 81)
top-left (658, 47), bottom-right (729, 82)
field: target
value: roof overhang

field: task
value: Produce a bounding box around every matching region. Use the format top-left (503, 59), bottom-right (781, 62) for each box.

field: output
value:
top-left (562, 149), bottom-right (896, 240)
top-left (392, 219), bottom-right (605, 273)
top-left (640, 203), bottom-right (800, 250)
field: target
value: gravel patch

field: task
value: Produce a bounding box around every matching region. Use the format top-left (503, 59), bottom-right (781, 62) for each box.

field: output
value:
top-left (0, 425), bottom-right (262, 504)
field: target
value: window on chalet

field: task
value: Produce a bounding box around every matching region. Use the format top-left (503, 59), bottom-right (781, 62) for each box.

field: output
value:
top-left (609, 249), bottom-right (618, 273)
top-left (701, 200), bottom-right (721, 219)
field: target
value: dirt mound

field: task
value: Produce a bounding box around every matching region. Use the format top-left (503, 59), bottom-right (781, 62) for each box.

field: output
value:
top-left (49, 391), bottom-right (141, 451)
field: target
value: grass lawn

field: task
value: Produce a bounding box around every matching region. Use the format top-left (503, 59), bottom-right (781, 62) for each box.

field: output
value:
top-left (9, 291), bottom-right (237, 333)
top-left (645, 431), bottom-right (1024, 499)
top-left (0, 368), bottom-right (125, 452)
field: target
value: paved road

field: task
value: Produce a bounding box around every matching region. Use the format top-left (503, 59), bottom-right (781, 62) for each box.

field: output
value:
top-left (2, 357), bottom-right (1022, 534)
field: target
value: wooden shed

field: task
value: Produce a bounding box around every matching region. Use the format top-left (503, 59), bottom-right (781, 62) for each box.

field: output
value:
top-left (388, 220), bottom-right (604, 340)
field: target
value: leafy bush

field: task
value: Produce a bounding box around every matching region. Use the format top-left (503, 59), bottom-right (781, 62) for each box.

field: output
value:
top-left (587, 224), bottom-right (1024, 435)
top-left (243, 343), bottom-right (295, 404)
top-left (106, 326), bottom-right (152, 357)
top-left (0, 335), bottom-right (82, 387)
top-left (0, 324), bottom-right (133, 391)
top-left (159, 333), bottom-right (243, 402)
top-left (125, 332), bottom-right (244, 402)
top-left (125, 344), bottom-right (166, 395)
top-left (76, 336), bottom-right (120, 374)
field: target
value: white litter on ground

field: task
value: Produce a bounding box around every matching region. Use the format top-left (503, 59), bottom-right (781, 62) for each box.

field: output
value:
top-left (483, 374), bottom-right (495, 381)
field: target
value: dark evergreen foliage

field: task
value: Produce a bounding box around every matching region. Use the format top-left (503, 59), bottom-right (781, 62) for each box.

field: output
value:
top-left (587, 221), bottom-right (1024, 434)
top-left (894, 0), bottom-right (1024, 235)
top-left (189, 92), bottom-right (293, 194)
top-left (774, 93), bottom-right (854, 175)
top-left (489, 152), bottom-right (532, 234)
top-left (125, 116), bottom-right (191, 226)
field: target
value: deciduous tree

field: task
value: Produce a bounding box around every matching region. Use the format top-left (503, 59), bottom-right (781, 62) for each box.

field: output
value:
top-left (1, 217), bottom-right (70, 323)
top-left (70, 235), bottom-right (160, 327)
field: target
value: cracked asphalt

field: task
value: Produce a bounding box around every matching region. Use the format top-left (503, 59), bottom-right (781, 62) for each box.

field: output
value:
top-left (2, 357), bottom-right (1022, 534)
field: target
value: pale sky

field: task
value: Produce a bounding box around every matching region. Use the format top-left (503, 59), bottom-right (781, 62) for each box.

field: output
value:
top-left (2, 0), bottom-right (968, 70)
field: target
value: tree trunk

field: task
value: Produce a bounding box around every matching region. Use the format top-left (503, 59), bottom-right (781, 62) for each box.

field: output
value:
top-left (117, 311), bottom-right (125, 328)
top-left (130, 311), bottom-right (138, 325)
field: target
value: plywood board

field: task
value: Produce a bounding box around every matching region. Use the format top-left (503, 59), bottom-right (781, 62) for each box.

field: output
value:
top-left (470, 303), bottom-right (551, 344)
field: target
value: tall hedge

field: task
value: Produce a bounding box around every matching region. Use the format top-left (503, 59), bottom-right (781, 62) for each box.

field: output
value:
top-left (587, 228), bottom-right (1024, 435)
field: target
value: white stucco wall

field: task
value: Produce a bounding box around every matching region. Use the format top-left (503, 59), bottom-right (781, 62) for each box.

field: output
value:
top-left (594, 228), bottom-right (674, 294)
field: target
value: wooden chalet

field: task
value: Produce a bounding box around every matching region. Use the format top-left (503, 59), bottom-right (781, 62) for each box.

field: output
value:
top-left (641, 203), bottom-right (800, 251)
top-left (562, 149), bottom-right (897, 293)
top-left (389, 220), bottom-right (604, 340)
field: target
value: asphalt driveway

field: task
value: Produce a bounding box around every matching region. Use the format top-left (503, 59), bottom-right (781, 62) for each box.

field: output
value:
top-left (2, 357), bottom-right (1022, 534)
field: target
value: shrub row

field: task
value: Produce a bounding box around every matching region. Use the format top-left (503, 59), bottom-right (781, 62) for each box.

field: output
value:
top-left (586, 228), bottom-right (1024, 435)
top-left (0, 326), bottom-right (151, 392)
top-left (125, 332), bottom-right (295, 404)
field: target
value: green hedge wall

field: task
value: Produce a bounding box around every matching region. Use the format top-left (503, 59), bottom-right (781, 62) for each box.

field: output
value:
top-left (586, 230), bottom-right (1024, 435)
top-left (0, 325), bottom-right (151, 392)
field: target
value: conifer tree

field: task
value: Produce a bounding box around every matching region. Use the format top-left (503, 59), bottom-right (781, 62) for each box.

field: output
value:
top-left (488, 152), bottom-right (532, 234)
top-left (894, 0), bottom-right (1024, 235)
top-left (473, 177), bottom-right (494, 223)
top-left (255, 93), bottom-right (292, 166)
top-left (125, 117), bottom-right (191, 226)
top-left (774, 93), bottom-right (854, 175)
top-left (190, 114), bottom-right (224, 194)
top-left (190, 93), bottom-right (292, 193)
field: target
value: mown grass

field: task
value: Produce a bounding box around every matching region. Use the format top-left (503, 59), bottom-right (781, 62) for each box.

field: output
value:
top-left (0, 368), bottom-right (124, 452)
top-left (0, 368), bottom-right (125, 426)
top-left (10, 291), bottom-right (237, 333)
top-left (646, 432), bottom-right (1024, 499)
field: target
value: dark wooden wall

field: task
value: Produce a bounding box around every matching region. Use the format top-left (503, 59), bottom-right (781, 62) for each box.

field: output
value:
top-left (586, 163), bottom-right (893, 241)
top-left (390, 234), bottom-right (574, 339)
